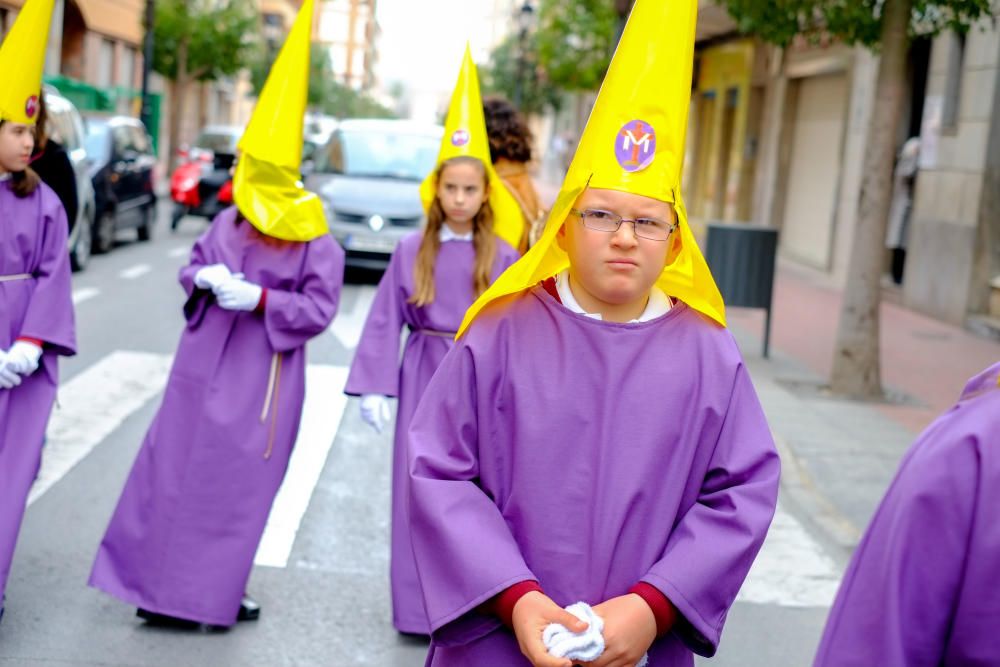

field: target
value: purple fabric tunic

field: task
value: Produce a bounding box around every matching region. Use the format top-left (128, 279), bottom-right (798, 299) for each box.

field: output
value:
top-left (814, 362), bottom-right (1000, 667)
top-left (0, 181), bottom-right (76, 600)
top-left (407, 286), bottom-right (780, 665)
top-left (344, 231), bottom-right (519, 633)
top-left (89, 207), bottom-right (344, 626)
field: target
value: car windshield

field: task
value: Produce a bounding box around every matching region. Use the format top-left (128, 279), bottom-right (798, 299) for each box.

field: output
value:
top-left (83, 119), bottom-right (110, 163)
top-left (316, 127), bottom-right (440, 181)
top-left (194, 131), bottom-right (239, 155)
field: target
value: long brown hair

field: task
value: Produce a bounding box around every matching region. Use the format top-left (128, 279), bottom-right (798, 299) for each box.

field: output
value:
top-left (0, 120), bottom-right (41, 198)
top-left (410, 156), bottom-right (496, 307)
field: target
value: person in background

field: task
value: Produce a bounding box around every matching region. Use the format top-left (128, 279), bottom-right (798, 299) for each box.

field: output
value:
top-left (30, 93), bottom-right (78, 236)
top-left (885, 137), bottom-right (920, 285)
top-left (484, 96), bottom-right (545, 251)
top-left (0, 0), bottom-right (77, 626)
top-left (88, 0), bottom-right (344, 629)
top-left (345, 45), bottom-right (521, 636)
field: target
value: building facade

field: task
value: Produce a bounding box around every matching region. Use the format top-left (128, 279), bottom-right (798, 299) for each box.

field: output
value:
top-left (316, 0), bottom-right (377, 91)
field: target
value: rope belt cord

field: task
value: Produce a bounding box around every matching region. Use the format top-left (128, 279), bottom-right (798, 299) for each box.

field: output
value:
top-left (409, 327), bottom-right (457, 338)
top-left (0, 273), bottom-right (32, 282)
top-left (260, 352), bottom-right (283, 460)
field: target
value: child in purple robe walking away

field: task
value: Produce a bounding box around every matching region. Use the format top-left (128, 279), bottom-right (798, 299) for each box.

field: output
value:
top-left (405, 2), bottom-right (780, 666)
top-left (345, 46), bottom-right (522, 635)
top-left (814, 362), bottom-right (1000, 667)
top-left (88, 0), bottom-right (344, 629)
top-left (0, 0), bottom-right (77, 626)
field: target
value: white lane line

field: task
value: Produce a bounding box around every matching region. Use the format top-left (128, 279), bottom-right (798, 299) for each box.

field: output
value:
top-left (328, 285), bottom-right (376, 350)
top-left (737, 502), bottom-right (842, 607)
top-left (168, 246), bottom-right (190, 259)
top-left (71, 287), bottom-right (100, 305)
top-left (255, 365), bottom-right (350, 568)
top-left (119, 263), bottom-right (153, 280)
top-left (30, 351), bottom-right (173, 506)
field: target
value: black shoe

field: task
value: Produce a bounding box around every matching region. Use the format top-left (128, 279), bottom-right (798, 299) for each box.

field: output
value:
top-left (237, 595), bottom-right (260, 621)
top-left (136, 607), bottom-right (202, 629)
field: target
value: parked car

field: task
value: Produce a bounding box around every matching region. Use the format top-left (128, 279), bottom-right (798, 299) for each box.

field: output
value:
top-left (82, 114), bottom-right (157, 253)
top-left (169, 124), bottom-right (241, 229)
top-left (304, 119), bottom-right (443, 270)
top-left (41, 85), bottom-right (97, 271)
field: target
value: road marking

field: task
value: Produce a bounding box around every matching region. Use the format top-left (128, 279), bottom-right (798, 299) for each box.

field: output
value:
top-left (119, 264), bottom-right (152, 280)
top-left (737, 502), bottom-right (842, 607)
top-left (255, 364), bottom-right (350, 568)
top-left (328, 285), bottom-right (376, 350)
top-left (168, 246), bottom-right (190, 259)
top-left (71, 287), bottom-right (100, 305)
top-left (30, 351), bottom-right (173, 506)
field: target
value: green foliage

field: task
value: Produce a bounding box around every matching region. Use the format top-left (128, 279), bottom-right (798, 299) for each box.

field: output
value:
top-left (535, 0), bottom-right (619, 91)
top-left (249, 39), bottom-right (394, 119)
top-left (151, 0), bottom-right (257, 82)
top-left (722, 0), bottom-right (997, 48)
top-left (482, 32), bottom-right (562, 114)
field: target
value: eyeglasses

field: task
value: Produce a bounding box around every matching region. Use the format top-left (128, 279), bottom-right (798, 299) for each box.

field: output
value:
top-left (571, 208), bottom-right (677, 242)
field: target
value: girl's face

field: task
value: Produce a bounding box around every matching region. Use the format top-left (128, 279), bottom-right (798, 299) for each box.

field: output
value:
top-left (0, 122), bottom-right (35, 173)
top-left (436, 161), bottom-right (488, 229)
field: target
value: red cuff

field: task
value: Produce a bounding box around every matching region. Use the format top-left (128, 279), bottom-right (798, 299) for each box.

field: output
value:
top-left (491, 580), bottom-right (543, 628)
top-left (629, 582), bottom-right (677, 637)
top-left (254, 288), bottom-right (268, 314)
top-left (16, 337), bottom-right (44, 347)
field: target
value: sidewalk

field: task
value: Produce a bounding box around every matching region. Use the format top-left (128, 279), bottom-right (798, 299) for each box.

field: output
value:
top-left (728, 261), bottom-right (1000, 559)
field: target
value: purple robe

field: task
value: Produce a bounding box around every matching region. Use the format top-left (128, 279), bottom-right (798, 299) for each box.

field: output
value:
top-left (407, 286), bottom-right (780, 665)
top-left (89, 207), bottom-right (344, 626)
top-left (0, 181), bottom-right (76, 600)
top-left (344, 231), bottom-right (519, 633)
top-left (814, 362), bottom-right (1000, 667)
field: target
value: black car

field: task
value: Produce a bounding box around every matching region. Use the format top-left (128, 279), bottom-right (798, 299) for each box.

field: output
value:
top-left (83, 115), bottom-right (157, 253)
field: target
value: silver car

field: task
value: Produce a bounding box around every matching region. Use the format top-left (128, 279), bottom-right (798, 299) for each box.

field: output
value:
top-left (304, 119), bottom-right (442, 270)
top-left (42, 85), bottom-right (97, 272)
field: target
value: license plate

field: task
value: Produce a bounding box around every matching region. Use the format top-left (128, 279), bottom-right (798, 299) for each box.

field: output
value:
top-left (345, 234), bottom-right (395, 252)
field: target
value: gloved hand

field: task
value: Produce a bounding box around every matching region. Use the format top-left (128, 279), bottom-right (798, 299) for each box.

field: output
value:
top-left (214, 276), bottom-right (263, 311)
top-left (4, 340), bottom-right (42, 376)
top-left (194, 263), bottom-right (234, 290)
top-left (360, 394), bottom-right (391, 434)
top-left (0, 349), bottom-right (21, 390)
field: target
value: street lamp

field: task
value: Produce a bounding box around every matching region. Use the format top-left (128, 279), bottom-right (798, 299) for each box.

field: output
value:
top-left (139, 0), bottom-right (154, 134)
top-left (513, 0), bottom-right (534, 109)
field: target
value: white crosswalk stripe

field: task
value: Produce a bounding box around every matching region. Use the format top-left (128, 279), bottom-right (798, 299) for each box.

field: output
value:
top-left (328, 285), bottom-right (377, 349)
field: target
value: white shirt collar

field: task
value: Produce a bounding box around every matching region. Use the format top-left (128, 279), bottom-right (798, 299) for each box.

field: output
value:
top-left (555, 270), bottom-right (671, 323)
top-left (0, 173), bottom-right (11, 182)
top-left (439, 225), bottom-right (473, 242)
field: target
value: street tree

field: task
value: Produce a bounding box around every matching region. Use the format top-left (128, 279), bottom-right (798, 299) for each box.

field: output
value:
top-left (723, 0), bottom-right (997, 399)
top-left (482, 32), bottom-right (562, 115)
top-left (151, 0), bottom-right (256, 170)
top-left (535, 0), bottom-right (619, 92)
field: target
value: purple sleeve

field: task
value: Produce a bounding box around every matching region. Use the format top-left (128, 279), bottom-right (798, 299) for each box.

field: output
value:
top-left (813, 406), bottom-right (987, 666)
top-left (262, 234), bottom-right (345, 353)
top-left (641, 363), bottom-right (780, 657)
top-left (343, 246), bottom-right (408, 397)
top-left (19, 191), bottom-right (76, 357)
top-left (407, 340), bottom-right (536, 646)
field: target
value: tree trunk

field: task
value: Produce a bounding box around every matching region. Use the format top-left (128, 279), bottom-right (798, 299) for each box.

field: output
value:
top-left (828, 0), bottom-right (912, 398)
top-left (166, 36), bottom-right (190, 173)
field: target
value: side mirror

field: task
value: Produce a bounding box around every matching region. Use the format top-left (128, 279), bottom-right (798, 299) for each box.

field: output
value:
top-left (301, 159), bottom-right (315, 179)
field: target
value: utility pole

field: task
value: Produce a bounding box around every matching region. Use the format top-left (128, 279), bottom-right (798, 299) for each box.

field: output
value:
top-left (139, 0), bottom-right (155, 133)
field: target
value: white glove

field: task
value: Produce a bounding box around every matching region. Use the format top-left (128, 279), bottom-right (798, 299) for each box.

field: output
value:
top-left (214, 276), bottom-right (263, 311)
top-left (360, 394), bottom-right (391, 434)
top-left (0, 349), bottom-right (21, 389)
top-left (194, 263), bottom-right (234, 290)
top-left (4, 340), bottom-right (42, 376)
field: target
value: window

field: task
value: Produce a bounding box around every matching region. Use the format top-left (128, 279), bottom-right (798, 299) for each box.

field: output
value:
top-left (129, 125), bottom-right (151, 155)
top-left (120, 46), bottom-right (136, 88)
top-left (97, 39), bottom-right (115, 88)
top-left (941, 31), bottom-right (965, 131)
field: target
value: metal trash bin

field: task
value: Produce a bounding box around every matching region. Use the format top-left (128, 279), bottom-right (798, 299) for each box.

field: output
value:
top-left (704, 222), bottom-right (779, 357)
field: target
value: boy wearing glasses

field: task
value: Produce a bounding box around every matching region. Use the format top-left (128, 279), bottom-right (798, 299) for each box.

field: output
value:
top-left (406, 2), bottom-right (780, 666)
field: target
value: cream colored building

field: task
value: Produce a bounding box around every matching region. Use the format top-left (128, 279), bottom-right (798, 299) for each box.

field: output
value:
top-left (316, 0), bottom-right (377, 91)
